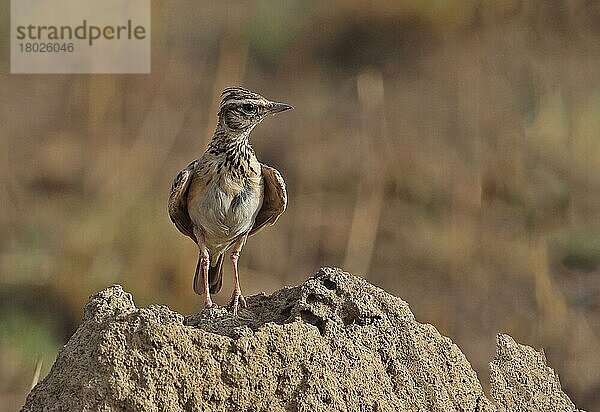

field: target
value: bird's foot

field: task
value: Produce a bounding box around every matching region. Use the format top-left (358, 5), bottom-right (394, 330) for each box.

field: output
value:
top-left (227, 290), bottom-right (247, 316)
top-left (204, 296), bottom-right (215, 309)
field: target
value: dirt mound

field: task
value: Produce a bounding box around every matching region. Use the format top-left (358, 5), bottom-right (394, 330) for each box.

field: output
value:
top-left (22, 268), bottom-right (582, 411)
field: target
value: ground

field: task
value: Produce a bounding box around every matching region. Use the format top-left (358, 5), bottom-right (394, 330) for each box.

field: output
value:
top-left (22, 268), bottom-right (582, 412)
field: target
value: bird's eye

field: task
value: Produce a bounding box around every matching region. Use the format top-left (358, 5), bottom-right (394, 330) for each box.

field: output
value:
top-left (242, 103), bottom-right (257, 114)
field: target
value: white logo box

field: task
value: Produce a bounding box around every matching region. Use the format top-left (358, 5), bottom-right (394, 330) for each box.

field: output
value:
top-left (11, 0), bottom-right (150, 73)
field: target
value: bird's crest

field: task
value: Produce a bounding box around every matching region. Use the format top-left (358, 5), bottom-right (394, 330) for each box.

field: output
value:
top-left (220, 87), bottom-right (263, 109)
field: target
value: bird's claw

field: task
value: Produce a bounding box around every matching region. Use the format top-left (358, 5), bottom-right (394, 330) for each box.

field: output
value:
top-left (227, 290), bottom-right (247, 316)
top-left (204, 297), bottom-right (215, 309)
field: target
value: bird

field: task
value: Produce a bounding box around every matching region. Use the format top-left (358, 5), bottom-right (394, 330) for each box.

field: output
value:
top-left (168, 87), bottom-right (291, 315)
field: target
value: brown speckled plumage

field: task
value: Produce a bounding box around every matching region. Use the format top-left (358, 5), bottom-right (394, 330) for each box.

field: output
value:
top-left (168, 87), bottom-right (292, 314)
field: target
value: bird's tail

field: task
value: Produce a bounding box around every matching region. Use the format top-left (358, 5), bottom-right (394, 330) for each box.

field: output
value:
top-left (193, 253), bottom-right (224, 295)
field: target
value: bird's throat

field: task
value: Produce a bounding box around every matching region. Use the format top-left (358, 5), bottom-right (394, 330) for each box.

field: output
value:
top-left (208, 126), bottom-right (256, 178)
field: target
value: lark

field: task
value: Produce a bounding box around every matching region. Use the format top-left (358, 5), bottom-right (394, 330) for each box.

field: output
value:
top-left (169, 87), bottom-right (291, 315)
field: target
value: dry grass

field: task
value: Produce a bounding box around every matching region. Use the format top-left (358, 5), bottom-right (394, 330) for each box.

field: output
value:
top-left (1, 0), bottom-right (600, 409)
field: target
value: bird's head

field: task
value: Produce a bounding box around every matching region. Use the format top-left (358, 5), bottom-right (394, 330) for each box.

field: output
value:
top-left (217, 87), bottom-right (293, 135)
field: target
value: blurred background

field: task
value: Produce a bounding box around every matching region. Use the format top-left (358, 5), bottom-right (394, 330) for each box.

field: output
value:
top-left (1, 0), bottom-right (600, 410)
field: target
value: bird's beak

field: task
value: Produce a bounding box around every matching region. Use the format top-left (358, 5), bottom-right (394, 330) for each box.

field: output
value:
top-left (269, 102), bottom-right (293, 114)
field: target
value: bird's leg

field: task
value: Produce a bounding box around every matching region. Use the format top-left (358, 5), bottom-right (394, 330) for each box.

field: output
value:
top-left (228, 251), bottom-right (246, 315)
top-left (227, 237), bottom-right (247, 315)
top-left (194, 243), bottom-right (215, 309)
top-left (201, 254), bottom-right (214, 308)
top-left (193, 230), bottom-right (214, 309)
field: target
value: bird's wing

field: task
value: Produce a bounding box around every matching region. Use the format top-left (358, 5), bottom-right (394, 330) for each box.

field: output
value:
top-left (168, 160), bottom-right (199, 243)
top-left (249, 164), bottom-right (287, 236)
